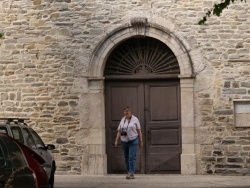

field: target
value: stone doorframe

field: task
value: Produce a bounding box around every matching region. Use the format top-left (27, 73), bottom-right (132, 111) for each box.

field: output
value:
top-left (86, 13), bottom-right (204, 175)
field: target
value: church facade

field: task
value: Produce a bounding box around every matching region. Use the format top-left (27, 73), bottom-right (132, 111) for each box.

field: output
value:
top-left (0, 0), bottom-right (250, 175)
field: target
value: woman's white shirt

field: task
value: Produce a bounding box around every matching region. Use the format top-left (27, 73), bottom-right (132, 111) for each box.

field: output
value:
top-left (117, 115), bottom-right (141, 142)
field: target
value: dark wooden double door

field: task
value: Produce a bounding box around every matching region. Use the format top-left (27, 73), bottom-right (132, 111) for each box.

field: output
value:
top-left (105, 79), bottom-right (181, 174)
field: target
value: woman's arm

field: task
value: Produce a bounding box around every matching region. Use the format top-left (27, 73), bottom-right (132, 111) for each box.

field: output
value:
top-left (115, 131), bottom-right (121, 147)
top-left (137, 129), bottom-right (143, 148)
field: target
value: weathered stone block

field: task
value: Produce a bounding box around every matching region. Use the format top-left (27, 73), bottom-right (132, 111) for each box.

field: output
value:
top-left (228, 157), bottom-right (243, 163)
top-left (56, 138), bottom-right (69, 144)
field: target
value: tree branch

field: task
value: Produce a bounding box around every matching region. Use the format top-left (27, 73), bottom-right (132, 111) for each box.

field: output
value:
top-left (198, 0), bottom-right (246, 25)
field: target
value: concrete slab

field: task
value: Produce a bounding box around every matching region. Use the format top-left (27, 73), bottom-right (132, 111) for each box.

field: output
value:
top-left (54, 175), bottom-right (250, 188)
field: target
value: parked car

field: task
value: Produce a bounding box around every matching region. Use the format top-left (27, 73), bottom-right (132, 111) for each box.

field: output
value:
top-left (0, 133), bottom-right (38, 188)
top-left (10, 134), bottom-right (51, 188)
top-left (0, 118), bottom-right (56, 188)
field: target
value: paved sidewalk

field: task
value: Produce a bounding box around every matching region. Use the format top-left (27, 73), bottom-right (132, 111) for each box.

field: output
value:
top-left (54, 174), bottom-right (250, 188)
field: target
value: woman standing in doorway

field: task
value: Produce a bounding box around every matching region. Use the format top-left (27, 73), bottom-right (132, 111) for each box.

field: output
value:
top-left (114, 106), bottom-right (143, 179)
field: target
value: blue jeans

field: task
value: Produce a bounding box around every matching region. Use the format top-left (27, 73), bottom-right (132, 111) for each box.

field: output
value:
top-left (121, 137), bottom-right (138, 174)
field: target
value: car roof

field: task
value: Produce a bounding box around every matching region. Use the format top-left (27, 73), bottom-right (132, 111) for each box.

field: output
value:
top-left (0, 123), bottom-right (29, 128)
top-left (0, 118), bottom-right (30, 128)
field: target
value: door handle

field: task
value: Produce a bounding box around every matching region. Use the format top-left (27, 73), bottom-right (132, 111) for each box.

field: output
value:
top-left (147, 129), bottom-right (151, 141)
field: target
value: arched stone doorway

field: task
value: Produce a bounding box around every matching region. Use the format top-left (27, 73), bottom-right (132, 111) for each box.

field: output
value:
top-left (105, 37), bottom-right (182, 174)
top-left (87, 14), bottom-right (198, 175)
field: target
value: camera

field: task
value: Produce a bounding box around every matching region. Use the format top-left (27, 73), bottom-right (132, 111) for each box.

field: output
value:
top-left (121, 131), bottom-right (127, 136)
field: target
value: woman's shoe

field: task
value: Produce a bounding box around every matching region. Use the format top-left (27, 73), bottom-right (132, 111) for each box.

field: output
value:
top-left (126, 172), bottom-right (135, 179)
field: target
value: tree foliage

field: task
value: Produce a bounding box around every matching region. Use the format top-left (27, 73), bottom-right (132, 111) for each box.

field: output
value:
top-left (199, 0), bottom-right (246, 25)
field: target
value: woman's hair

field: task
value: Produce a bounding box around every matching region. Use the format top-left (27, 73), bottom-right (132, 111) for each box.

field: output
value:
top-left (123, 106), bottom-right (131, 111)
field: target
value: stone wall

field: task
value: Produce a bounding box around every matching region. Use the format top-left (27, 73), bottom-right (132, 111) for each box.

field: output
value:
top-left (0, 0), bottom-right (249, 175)
top-left (196, 60), bottom-right (250, 175)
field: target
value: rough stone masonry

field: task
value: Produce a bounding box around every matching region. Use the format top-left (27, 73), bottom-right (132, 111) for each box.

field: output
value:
top-left (0, 0), bottom-right (250, 175)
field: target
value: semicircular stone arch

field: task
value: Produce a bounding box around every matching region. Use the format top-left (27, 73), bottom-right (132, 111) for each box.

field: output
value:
top-left (89, 17), bottom-right (196, 78)
top-left (87, 14), bottom-right (197, 175)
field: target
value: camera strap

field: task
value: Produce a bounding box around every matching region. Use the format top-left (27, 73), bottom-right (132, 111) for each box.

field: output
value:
top-left (122, 117), bottom-right (131, 131)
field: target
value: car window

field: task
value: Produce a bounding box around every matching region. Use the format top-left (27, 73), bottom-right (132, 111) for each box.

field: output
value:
top-left (29, 129), bottom-right (45, 148)
top-left (5, 138), bottom-right (27, 168)
top-left (0, 127), bottom-right (8, 134)
top-left (22, 128), bottom-right (37, 149)
top-left (0, 146), bottom-right (5, 167)
top-left (10, 127), bottom-right (24, 144)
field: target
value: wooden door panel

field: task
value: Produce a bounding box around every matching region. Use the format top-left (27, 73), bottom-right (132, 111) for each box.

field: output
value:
top-left (150, 129), bottom-right (180, 145)
top-left (150, 86), bottom-right (179, 121)
top-left (145, 81), bottom-right (181, 174)
top-left (149, 146), bottom-right (181, 153)
top-left (110, 153), bottom-right (125, 173)
top-left (149, 153), bottom-right (180, 173)
top-left (105, 81), bottom-right (144, 174)
top-left (110, 86), bottom-right (140, 120)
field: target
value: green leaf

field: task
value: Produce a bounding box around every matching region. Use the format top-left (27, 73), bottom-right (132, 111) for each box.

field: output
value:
top-left (198, 0), bottom-right (247, 25)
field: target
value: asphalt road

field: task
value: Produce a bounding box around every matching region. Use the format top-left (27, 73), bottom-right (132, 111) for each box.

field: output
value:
top-left (54, 174), bottom-right (250, 188)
